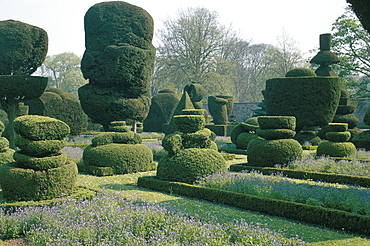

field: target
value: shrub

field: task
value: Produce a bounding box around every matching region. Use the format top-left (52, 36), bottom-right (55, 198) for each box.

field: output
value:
top-left (14, 136), bottom-right (65, 157)
top-left (265, 76), bottom-right (341, 131)
top-left (328, 123), bottom-right (348, 132)
top-left (257, 116), bottom-right (296, 130)
top-left (236, 132), bottom-right (260, 149)
top-left (82, 143), bottom-right (153, 174)
top-left (156, 148), bottom-right (227, 184)
top-left (230, 117), bottom-right (259, 145)
top-left (14, 115), bottom-right (70, 141)
top-left (285, 67), bottom-right (316, 77)
top-left (0, 161), bottom-right (78, 201)
top-left (0, 20), bottom-right (48, 75)
top-left (333, 114), bottom-right (359, 129)
top-left (316, 141), bottom-right (357, 157)
top-left (13, 151), bottom-right (67, 171)
top-left (91, 132), bottom-right (142, 147)
top-left (326, 131), bottom-right (351, 142)
top-left (247, 139), bottom-right (303, 167)
top-left (256, 129), bottom-right (296, 140)
top-left (173, 115), bottom-right (205, 133)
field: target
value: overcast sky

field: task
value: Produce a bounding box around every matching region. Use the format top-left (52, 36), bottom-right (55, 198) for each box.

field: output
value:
top-left (0, 0), bottom-right (349, 57)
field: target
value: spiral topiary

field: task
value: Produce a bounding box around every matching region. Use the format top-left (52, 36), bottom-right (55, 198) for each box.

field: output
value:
top-left (0, 120), bottom-right (14, 165)
top-left (0, 115), bottom-right (78, 201)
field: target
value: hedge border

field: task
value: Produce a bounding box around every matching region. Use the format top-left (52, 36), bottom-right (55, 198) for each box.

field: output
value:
top-left (229, 164), bottom-right (370, 188)
top-left (137, 176), bottom-right (370, 236)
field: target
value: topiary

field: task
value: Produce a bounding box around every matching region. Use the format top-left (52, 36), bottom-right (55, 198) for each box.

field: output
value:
top-left (156, 148), bottom-right (227, 184)
top-left (82, 143), bottom-right (153, 174)
top-left (257, 116), bottom-right (296, 130)
top-left (285, 67), bottom-right (316, 77)
top-left (230, 117), bottom-right (259, 147)
top-left (91, 131), bottom-right (142, 146)
top-left (247, 138), bottom-right (303, 167)
top-left (0, 20), bottom-right (48, 75)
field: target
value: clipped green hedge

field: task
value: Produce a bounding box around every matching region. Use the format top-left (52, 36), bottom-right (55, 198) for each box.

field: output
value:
top-left (256, 129), bottom-right (296, 140)
top-left (326, 131), bottom-right (351, 142)
top-left (333, 114), bottom-right (359, 129)
top-left (0, 137), bottom-right (9, 150)
top-left (328, 123), bottom-right (348, 132)
top-left (229, 164), bottom-right (370, 188)
top-left (285, 67), bottom-right (316, 77)
top-left (235, 132), bottom-right (260, 149)
top-left (316, 141), bottom-right (357, 157)
top-left (13, 151), bottom-right (67, 171)
top-left (82, 143), bottom-right (153, 175)
top-left (265, 76), bottom-right (341, 131)
top-left (257, 116), bottom-right (296, 130)
top-left (91, 131), bottom-right (142, 147)
top-left (0, 148), bottom-right (14, 166)
top-left (138, 176), bottom-right (370, 236)
top-left (0, 161), bottom-right (78, 201)
top-left (156, 148), bottom-right (227, 184)
top-left (14, 115), bottom-right (70, 141)
top-left (15, 136), bottom-right (65, 157)
top-left (247, 138), bottom-right (303, 167)
top-left (173, 115), bottom-right (205, 133)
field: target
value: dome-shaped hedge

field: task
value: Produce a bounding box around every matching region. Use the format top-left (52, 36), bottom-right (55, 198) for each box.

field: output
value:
top-left (285, 68), bottom-right (316, 77)
top-left (156, 148), bottom-right (227, 184)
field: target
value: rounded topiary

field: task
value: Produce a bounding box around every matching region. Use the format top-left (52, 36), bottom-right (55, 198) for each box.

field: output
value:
top-left (15, 136), bottom-right (65, 157)
top-left (332, 114), bottom-right (359, 129)
top-left (0, 20), bottom-right (48, 75)
top-left (257, 116), bottom-right (296, 130)
top-left (316, 141), bottom-right (356, 157)
top-left (256, 129), bottom-right (296, 140)
top-left (82, 143), bottom-right (153, 174)
top-left (236, 132), bottom-right (260, 149)
top-left (0, 136), bottom-right (9, 150)
top-left (108, 121), bottom-right (131, 132)
top-left (247, 138), bottom-right (303, 167)
top-left (91, 131), bottom-right (142, 147)
top-left (0, 120), bottom-right (4, 134)
top-left (0, 161), bottom-right (77, 201)
top-left (230, 117), bottom-right (259, 145)
top-left (181, 128), bottom-right (216, 149)
top-left (0, 135), bottom-right (14, 166)
top-left (14, 115), bottom-right (70, 140)
top-left (328, 123), bottom-right (348, 132)
top-left (173, 115), bottom-right (205, 133)
top-left (285, 67), bottom-right (316, 77)
top-left (156, 148), bottom-right (227, 184)
top-left (13, 151), bottom-right (67, 171)
top-left (294, 130), bottom-right (322, 146)
top-left (352, 131), bottom-right (370, 150)
top-left (326, 131), bottom-right (351, 142)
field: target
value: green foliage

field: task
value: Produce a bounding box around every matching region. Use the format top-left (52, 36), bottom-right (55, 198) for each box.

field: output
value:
top-left (333, 113), bottom-right (359, 129)
top-left (0, 121), bottom-right (4, 134)
top-left (91, 132), bottom-right (142, 147)
top-left (230, 117), bottom-right (259, 145)
top-left (352, 130), bottom-right (370, 150)
top-left (257, 116), bottom-right (296, 130)
top-left (0, 161), bottom-right (78, 201)
top-left (82, 143), bottom-right (153, 175)
top-left (143, 90), bottom-right (179, 132)
top-left (13, 115), bottom-right (70, 141)
top-left (108, 121), bottom-right (131, 132)
top-left (173, 115), bottom-right (205, 133)
top-left (285, 68), bottom-right (316, 77)
top-left (235, 132), bottom-right (260, 149)
top-left (156, 148), bottom-right (227, 184)
top-left (317, 141), bottom-right (357, 157)
top-left (0, 20), bottom-right (48, 75)
top-left (15, 137), bottom-right (65, 158)
top-left (328, 122), bottom-right (349, 132)
top-left (0, 148), bottom-right (14, 166)
top-left (166, 91), bottom-right (195, 134)
top-left (138, 176), bottom-right (370, 236)
top-left (247, 139), bottom-right (303, 167)
top-left (256, 129), bottom-right (296, 140)
top-left (13, 151), bottom-right (67, 171)
top-left (0, 76), bottom-right (48, 102)
top-left (78, 84), bottom-right (151, 128)
top-left (265, 76), bottom-right (341, 131)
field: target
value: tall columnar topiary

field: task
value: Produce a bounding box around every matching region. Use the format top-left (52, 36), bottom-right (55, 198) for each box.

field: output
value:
top-left (78, 1), bottom-right (156, 131)
top-left (0, 115), bottom-right (78, 201)
top-left (247, 116), bottom-right (303, 167)
top-left (143, 89), bottom-right (179, 132)
top-left (25, 88), bottom-right (88, 136)
top-left (81, 131), bottom-right (154, 176)
top-left (0, 121), bottom-right (14, 165)
top-left (265, 73), bottom-right (341, 132)
top-left (0, 20), bottom-right (48, 149)
top-left (156, 109), bottom-right (227, 184)
top-left (317, 123), bottom-right (357, 157)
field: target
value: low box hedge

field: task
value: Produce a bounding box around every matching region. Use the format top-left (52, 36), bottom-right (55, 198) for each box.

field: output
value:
top-left (229, 164), bottom-right (370, 188)
top-left (137, 176), bottom-right (370, 236)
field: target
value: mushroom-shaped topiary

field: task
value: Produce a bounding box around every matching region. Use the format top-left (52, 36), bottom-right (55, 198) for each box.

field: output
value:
top-left (0, 20), bottom-right (48, 149)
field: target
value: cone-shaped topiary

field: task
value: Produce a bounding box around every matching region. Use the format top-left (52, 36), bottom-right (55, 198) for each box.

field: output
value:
top-left (0, 115), bottom-right (77, 201)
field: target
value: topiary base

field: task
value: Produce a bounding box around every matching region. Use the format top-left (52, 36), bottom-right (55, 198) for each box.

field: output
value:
top-left (0, 161), bottom-right (78, 201)
top-left (316, 141), bottom-right (357, 157)
top-left (156, 148), bottom-right (227, 184)
top-left (247, 138), bottom-right (303, 167)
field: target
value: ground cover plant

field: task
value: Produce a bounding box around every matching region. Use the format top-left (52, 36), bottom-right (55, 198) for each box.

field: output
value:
top-left (196, 171), bottom-right (370, 215)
